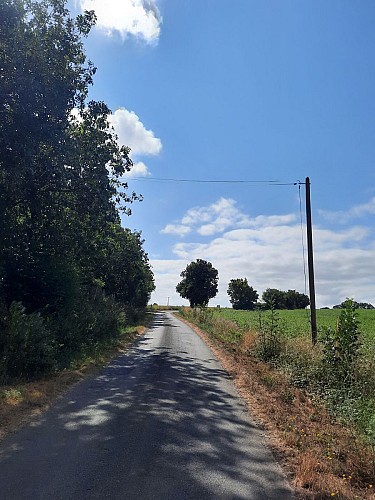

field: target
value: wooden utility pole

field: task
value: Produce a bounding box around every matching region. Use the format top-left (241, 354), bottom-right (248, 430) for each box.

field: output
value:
top-left (305, 177), bottom-right (317, 344)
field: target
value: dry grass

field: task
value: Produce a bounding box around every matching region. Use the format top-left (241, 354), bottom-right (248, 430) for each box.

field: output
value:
top-left (178, 315), bottom-right (375, 500)
top-left (0, 326), bottom-right (146, 442)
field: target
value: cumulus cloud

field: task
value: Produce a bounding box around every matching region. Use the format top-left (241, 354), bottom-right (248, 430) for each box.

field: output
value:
top-left (70, 107), bottom-right (162, 177)
top-left (162, 198), bottom-right (252, 237)
top-left (108, 107), bottom-right (162, 177)
top-left (161, 197), bottom-right (298, 237)
top-left (151, 197), bottom-right (375, 308)
top-left (78, 0), bottom-right (162, 43)
top-left (108, 108), bottom-right (162, 156)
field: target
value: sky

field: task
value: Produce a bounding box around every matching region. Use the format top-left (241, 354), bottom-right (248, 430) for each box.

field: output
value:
top-left (69, 0), bottom-right (375, 308)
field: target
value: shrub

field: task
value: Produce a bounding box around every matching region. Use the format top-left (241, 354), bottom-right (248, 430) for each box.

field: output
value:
top-left (321, 298), bottom-right (361, 389)
top-left (55, 286), bottom-right (126, 366)
top-left (255, 306), bottom-right (286, 362)
top-left (0, 302), bottom-right (56, 381)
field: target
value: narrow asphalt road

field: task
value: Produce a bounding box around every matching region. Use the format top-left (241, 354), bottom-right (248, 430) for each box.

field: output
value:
top-left (0, 311), bottom-right (293, 499)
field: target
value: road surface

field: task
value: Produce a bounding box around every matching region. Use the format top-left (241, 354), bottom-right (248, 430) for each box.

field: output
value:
top-left (0, 311), bottom-right (293, 499)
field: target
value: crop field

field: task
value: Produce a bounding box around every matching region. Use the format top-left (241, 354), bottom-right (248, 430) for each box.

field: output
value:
top-left (211, 307), bottom-right (375, 346)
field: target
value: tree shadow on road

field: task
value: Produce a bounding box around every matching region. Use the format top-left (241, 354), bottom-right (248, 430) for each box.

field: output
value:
top-left (0, 315), bottom-right (293, 500)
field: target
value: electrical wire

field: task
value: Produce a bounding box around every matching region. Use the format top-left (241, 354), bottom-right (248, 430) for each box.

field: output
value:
top-left (116, 176), bottom-right (301, 185)
top-left (298, 183), bottom-right (308, 296)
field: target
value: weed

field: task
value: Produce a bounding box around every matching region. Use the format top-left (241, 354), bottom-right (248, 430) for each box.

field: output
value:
top-left (255, 305), bottom-right (286, 362)
top-left (321, 299), bottom-right (361, 390)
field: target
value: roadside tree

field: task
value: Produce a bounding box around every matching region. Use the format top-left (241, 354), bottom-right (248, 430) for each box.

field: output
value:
top-left (227, 278), bottom-right (258, 310)
top-left (176, 259), bottom-right (218, 307)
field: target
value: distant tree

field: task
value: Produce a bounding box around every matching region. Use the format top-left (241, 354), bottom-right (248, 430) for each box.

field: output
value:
top-left (227, 278), bottom-right (258, 310)
top-left (333, 300), bottom-right (374, 310)
top-left (176, 259), bottom-right (218, 307)
top-left (358, 302), bottom-right (374, 309)
top-left (262, 288), bottom-right (286, 309)
top-left (262, 288), bottom-right (309, 310)
top-left (284, 290), bottom-right (310, 310)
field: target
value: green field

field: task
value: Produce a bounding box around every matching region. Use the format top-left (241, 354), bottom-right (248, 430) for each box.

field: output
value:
top-left (211, 308), bottom-right (375, 345)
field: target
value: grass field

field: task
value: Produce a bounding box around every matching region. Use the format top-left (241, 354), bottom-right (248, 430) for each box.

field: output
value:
top-left (211, 307), bottom-right (375, 347)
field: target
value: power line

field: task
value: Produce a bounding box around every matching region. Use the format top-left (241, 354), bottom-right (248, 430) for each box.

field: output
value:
top-left (298, 184), bottom-right (308, 297)
top-left (117, 176), bottom-right (301, 185)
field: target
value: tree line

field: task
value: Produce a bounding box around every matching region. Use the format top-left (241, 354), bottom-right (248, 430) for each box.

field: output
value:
top-left (176, 259), bottom-right (310, 310)
top-left (0, 0), bottom-right (154, 380)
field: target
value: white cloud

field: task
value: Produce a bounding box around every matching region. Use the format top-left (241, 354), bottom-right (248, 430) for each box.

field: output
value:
top-left (164, 198), bottom-right (252, 237)
top-left (161, 224), bottom-right (192, 237)
top-left (78, 0), bottom-right (162, 43)
top-left (161, 197), bottom-right (298, 237)
top-left (319, 197), bottom-right (375, 224)
top-left (151, 197), bottom-right (375, 308)
top-left (108, 107), bottom-right (162, 177)
top-left (149, 259), bottom-right (188, 306)
top-left (121, 161), bottom-right (150, 178)
top-left (108, 108), bottom-right (162, 156)
top-left (71, 106), bottom-right (162, 177)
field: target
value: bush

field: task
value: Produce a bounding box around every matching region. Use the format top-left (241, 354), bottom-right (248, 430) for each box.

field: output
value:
top-left (255, 306), bottom-right (286, 362)
top-left (0, 302), bottom-right (56, 381)
top-left (321, 298), bottom-right (361, 389)
top-left (54, 286), bottom-right (126, 366)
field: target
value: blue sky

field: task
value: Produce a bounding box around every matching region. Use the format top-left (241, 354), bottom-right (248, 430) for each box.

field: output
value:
top-left (70, 0), bottom-right (375, 307)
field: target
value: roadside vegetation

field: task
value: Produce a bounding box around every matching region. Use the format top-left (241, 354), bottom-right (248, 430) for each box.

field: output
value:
top-left (0, 0), bottom-right (154, 384)
top-left (0, 315), bottom-right (151, 441)
top-left (179, 303), bottom-right (375, 499)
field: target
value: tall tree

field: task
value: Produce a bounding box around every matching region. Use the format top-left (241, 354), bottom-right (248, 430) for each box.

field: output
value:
top-left (101, 226), bottom-right (155, 308)
top-left (0, 1), bottom-right (140, 312)
top-left (176, 259), bottom-right (218, 307)
top-left (0, 0), bottom-right (97, 311)
top-left (0, 0), bottom-right (155, 380)
top-left (227, 278), bottom-right (258, 310)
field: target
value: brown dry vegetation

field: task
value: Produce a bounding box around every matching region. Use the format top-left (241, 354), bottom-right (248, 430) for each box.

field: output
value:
top-left (178, 314), bottom-right (375, 500)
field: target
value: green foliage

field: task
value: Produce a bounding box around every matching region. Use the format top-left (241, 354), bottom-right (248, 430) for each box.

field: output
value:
top-left (0, 302), bottom-right (56, 381)
top-left (262, 288), bottom-right (309, 310)
top-left (179, 307), bottom-right (242, 346)
top-left (100, 226), bottom-right (155, 308)
top-left (255, 305), bottom-right (286, 362)
top-left (0, 0), bottom-right (154, 380)
top-left (54, 287), bottom-right (126, 366)
top-left (185, 305), bottom-right (375, 446)
top-left (321, 299), bottom-right (361, 388)
top-left (333, 300), bottom-right (374, 309)
top-left (176, 259), bottom-right (218, 307)
top-left (227, 278), bottom-right (258, 310)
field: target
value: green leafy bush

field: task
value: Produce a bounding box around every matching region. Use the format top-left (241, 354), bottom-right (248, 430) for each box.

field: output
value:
top-left (0, 302), bottom-right (56, 381)
top-left (255, 306), bottom-right (286, 362)
top-left (321, 298), bottom-right (361, 388)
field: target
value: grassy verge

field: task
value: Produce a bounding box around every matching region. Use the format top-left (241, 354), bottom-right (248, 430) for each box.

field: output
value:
top-left (0, 316), bottom-right (151, 442)
top-left (178, 306), bottom-right (375, 500)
